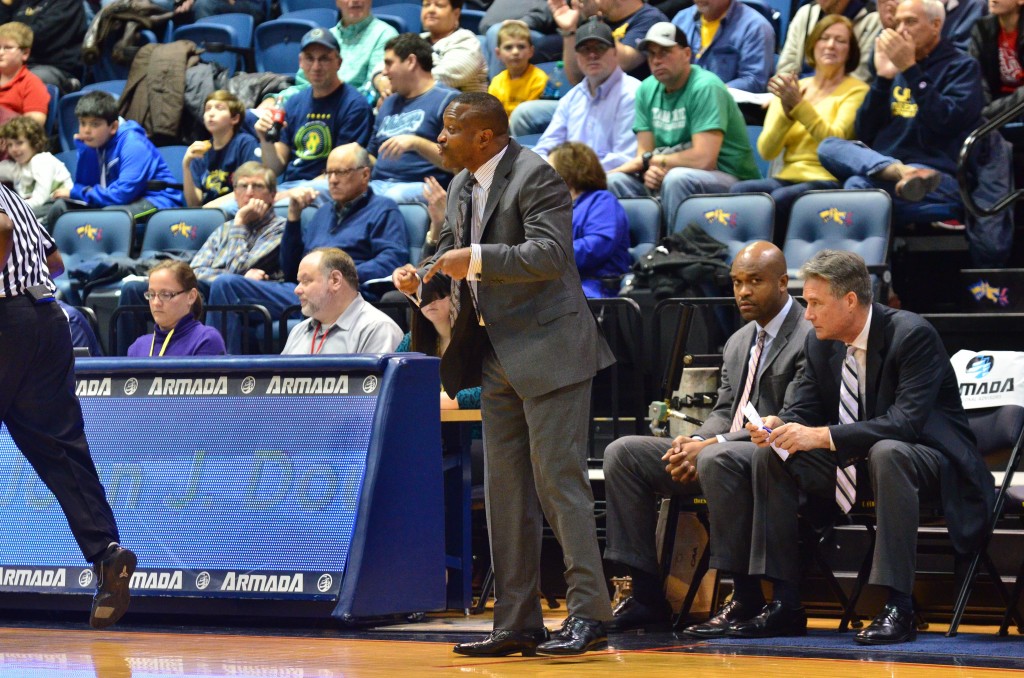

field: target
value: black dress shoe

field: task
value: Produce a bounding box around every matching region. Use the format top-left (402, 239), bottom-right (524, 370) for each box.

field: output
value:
top-left (90, 543), bottom-right (137, 629)
top-left (536, 616), bottom-right (608, 655)
top-left (608, 596), bottom-right (672, 632)
top-left (855, 605), bottom-right (916, 645)
top-left (453, 628), bottom-right (549, 656)
top-left (682, 599), bottom-right (758, 638)
top-left (725, 600), bottom-right (807, 638)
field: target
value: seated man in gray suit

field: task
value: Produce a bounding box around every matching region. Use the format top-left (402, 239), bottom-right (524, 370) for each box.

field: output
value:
top-left (603, 241), bottom-right (811, 631)
top-left (690, 249), bottom-right (991, 644)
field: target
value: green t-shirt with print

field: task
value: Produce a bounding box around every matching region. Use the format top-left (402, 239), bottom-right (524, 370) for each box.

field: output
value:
top-left (633, 65), bottom-right (760, 181)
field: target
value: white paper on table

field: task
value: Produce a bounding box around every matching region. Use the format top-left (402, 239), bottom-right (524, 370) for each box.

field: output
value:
top-left (741, 402), bottom-right (789, 460)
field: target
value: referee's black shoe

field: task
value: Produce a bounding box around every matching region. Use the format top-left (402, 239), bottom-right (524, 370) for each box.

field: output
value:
top-left (90, 543), bottom-right (137, 629)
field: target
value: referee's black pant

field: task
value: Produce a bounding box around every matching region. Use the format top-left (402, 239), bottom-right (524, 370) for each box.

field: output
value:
top-left (0, 297), bottom-right (119, 562)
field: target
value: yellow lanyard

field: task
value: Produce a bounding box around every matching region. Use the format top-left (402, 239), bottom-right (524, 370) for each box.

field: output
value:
top-left (149, 328), bottom-right (175, 357)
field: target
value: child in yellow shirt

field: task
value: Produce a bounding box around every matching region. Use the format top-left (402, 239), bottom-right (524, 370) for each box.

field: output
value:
top-left (487, 22), bottom-right (547, 117)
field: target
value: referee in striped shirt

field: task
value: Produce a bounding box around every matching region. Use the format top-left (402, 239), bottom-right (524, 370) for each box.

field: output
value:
top-left (0, 183), bottom-right (137, 628)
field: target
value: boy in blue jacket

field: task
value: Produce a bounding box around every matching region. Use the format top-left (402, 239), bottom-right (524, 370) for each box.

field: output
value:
top-left (47, 91), bottom-right (183, 229)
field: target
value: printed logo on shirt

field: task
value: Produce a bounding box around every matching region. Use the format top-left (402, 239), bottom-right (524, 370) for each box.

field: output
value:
top-left (818, 207), bottom-right (852, 226)
top-left (293, 121), bottom-right (333, 162)
top-left (76, 224), bottom-right (102, 241)
top-left (651, 106), bottom-right (688, 132)
top-left (890, 86), bottom-right (918, 118)
top-left (170, 221), bottom-right (196, 239)
top-left (702, 208), bottom-right (735, 227)
top-left (376, 110), bottom-right (426, 139)
top-left (203, 169), bottom-right (230, 198)
top-left (969, 279), bottom-right (1010, 307)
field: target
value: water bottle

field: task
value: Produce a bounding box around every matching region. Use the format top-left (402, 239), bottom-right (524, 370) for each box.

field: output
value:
top-left (264, 99), bottom-right (285, 143)
top-left (543, 61), bottom-right (565, 100)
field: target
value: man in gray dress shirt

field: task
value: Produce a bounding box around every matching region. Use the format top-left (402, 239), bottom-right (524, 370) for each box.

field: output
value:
top-left (281, 247), bottom-right (402, 355)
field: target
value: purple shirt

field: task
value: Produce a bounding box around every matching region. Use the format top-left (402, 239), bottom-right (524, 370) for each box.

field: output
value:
top-left (127, 315), bottom-right (226, 357)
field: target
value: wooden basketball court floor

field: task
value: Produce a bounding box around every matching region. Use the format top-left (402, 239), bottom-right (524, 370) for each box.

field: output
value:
top-left (1, 610), bottom-right (1022, 677)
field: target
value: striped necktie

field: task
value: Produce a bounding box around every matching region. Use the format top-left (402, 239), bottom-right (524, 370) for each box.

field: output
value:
top-left (836, 345), bottom-right (859, 513)
top-left (448, 177), bottom-right (476, 327)
top-left (731, 329), bottom-right (766, 433)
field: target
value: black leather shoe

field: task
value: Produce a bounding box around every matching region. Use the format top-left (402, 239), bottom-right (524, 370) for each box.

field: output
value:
top-left (725, 600), bottom-right (807, 638)
top-left (90, 543), bottom-right (136, 629)
top-left (536, 616), bottom-right (608, 655)
top-left (682, 599), bottom-right (758, 638)
top-left (855, 605), bottom-right (916, 645)
top-left (453, 628), bottom-right (549, 657)
top-left (608, 596), bottom-right (672, 632)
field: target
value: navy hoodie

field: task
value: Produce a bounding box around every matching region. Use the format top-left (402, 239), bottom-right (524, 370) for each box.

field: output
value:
top-left (855, 40), bottom-right (983, 176)
top-left (70, 120), bottom-right (183, 209)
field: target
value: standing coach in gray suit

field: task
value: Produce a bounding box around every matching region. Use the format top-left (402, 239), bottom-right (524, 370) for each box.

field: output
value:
top-left (392, 92), bottom-right (614, 657)
top-left (603, 242), bottom-right (811, 632)
top-left (690, 249), bottom-right (991, 645)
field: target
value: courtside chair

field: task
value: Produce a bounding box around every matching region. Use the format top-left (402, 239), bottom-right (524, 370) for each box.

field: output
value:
top-left (139, 208), bottom-right (226, 260)
top-left (51, 209), bottom-right (134, 305)
top-left (673, 192), bottom-right (775, 263)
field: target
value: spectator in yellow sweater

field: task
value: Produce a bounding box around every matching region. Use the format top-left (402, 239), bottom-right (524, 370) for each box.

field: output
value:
top-left (730, 15), bottom-right (868, 240)
top-left (487, 21), bottom-right (548, 117)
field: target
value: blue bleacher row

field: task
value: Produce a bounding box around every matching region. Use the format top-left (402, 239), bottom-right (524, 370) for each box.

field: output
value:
top-left (54, 187), bottom-right (892, 352)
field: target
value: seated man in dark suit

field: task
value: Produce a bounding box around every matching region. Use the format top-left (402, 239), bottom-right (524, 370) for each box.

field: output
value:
top-left (690, 249), bottom-right (992, 644)
top-left (603, 241), bottom-right (811, 631)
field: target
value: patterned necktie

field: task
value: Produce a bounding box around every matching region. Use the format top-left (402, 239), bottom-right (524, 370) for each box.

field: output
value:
top-left (836, 345), bottom-right (859, 513)
top-left (448, 176), bottom-right (476, 327)
top-left (731, 329), bottom-right (766, 433)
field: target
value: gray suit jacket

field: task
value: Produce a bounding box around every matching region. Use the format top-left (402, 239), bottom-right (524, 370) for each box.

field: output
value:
top-left (428, 140), bottom-right (614, 398)
top-left (695, 298), bottom-right (811, 441)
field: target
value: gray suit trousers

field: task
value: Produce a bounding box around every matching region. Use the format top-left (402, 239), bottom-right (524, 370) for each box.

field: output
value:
top-left (603, 435), bottom-right (701, 576)
top-left (481, 348), bottom-right (612, 631)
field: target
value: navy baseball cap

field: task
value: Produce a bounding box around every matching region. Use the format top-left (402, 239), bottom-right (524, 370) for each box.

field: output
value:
top-left (300, 28), bottom-right (340, 53)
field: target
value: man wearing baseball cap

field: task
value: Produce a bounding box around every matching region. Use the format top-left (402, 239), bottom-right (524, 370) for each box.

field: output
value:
top-left (252, 27), bottom-right (373, 191)
top-left (606, 22), bottom-right (761, 227)
top-left (532, 18), bottom-right (641, 170)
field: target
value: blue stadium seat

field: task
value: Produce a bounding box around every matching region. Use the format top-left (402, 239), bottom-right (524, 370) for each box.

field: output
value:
top-left (535, 61), bottom-right (569, 98)
top-left (45, 83), bottom-right (59, 139)
top-left (255, 18), bottom-right (319, 74)
top-left (460, 8), bottom-right (485, 33)
top-left (156, 145), bottom-right (189, 186)
top-left (82, 80), bottom-right (127, 96)
top-left (618, 196), bottom-right (661, 263)
top-left (139, 208), bottom-right (226, 259)
top-left (281, 8), bottom-right (339, 27)
top-left (173, 24), bottom-right (243, 75)
top-left (377, 13), bottom-right (409, 33)
top-left (747, 125), bottom-right (770, 179)
top-left (58, 91), bottom-right (84, 153)
top-left (398, 202), bottom-right (429, 265)
top-left (374, 3), bottom-right (422, 33)
top-left (741, 0), bottom-right (781, 48)
top-left (55, 150), bottom-right (78, 177)
top-left (280, 0), bottom-right (335, 11)
top-left (783, 188), bottom-right (892, 273)
top-left (673, 192), bottom-right (775, 262)
top-left (51, 209), bottom-right (134, 304)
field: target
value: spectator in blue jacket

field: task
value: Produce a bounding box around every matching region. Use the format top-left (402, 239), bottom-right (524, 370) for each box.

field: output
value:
top-left (671, 0), bottom-right (776, 93)
top-left (550, 141), bottom-right (631, 298)
top-left (816, 0), bottom-right (983, 225)
top-left (47, 91), bottom-right (183, 229)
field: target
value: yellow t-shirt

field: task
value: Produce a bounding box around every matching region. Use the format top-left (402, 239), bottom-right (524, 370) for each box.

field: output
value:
top-left (699, 17), bottom-right (721, 58)
top-left (487, 64), bottom-right (549, 117)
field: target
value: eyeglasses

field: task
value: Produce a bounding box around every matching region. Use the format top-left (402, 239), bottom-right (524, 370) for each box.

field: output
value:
top-left (0, 45), bottom-right (23, 53)
top-left (325, 167), bottom-right (367, 179)
top-left (236, 182), bottom-right (270, 192)
top-left (576, 43), bottom-right (612, 57)
top-left (144, 289), bottom-right (188, 302)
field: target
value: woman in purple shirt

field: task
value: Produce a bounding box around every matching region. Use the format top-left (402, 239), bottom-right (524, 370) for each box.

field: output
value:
top-left (127, 261), bottom-right (226, 357)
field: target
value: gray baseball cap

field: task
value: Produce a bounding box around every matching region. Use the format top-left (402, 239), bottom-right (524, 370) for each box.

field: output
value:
top-left (575, 18), bottom-right (615, 50)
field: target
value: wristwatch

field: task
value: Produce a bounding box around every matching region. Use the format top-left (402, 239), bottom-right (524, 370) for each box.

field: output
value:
top-left (557, 27), bottom-right (576, 37)
top-left (641, 151), bottom-right (653, 172)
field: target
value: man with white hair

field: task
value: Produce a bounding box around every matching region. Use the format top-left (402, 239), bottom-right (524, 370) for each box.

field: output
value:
top-left (816, 0), bottom-right (982, 225)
